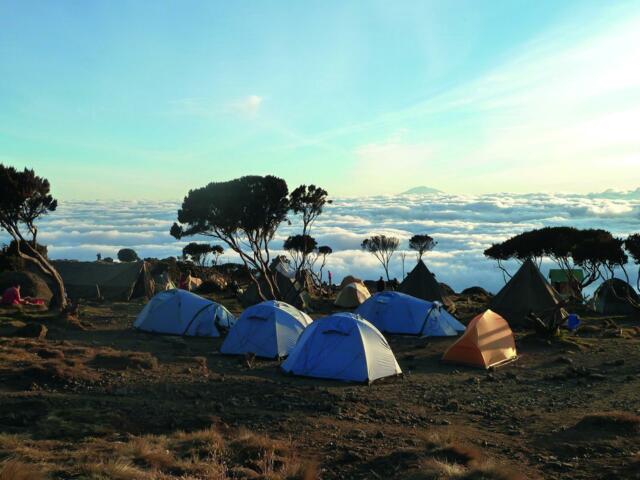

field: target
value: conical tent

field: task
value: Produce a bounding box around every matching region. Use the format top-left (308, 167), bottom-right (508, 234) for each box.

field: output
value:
top-left (489, 259), bottom-right (562, 328)
top-left (355, 291), bottom-right (464, 336)
top-left (593, 278), bottom-right (639, 315)
top-left (281, 313), bottom-right (402, 383)
top-left (134, 289), bottom-right (235, 337)
top-left (442, 309), bottom-right (516, 369)
top-left (399, 260), bottom-right (446, 303)
top-left (221, 300), bottom-right (312, 358)
top-left (334, 282), bottom-right (371, 308)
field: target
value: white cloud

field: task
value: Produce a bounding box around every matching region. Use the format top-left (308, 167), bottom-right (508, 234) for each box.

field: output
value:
top-left (2, 192), bottom-right (638, 294)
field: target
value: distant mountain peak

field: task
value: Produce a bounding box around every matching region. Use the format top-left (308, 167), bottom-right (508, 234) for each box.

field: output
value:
top-left (401, 186), bottom-right (443, 195)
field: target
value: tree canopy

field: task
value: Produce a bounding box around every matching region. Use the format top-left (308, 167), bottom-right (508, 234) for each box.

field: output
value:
top-left (117, 248), bottom-right (140, 263)
top-left (171, 175), bottom-right (292, 301)
top-left (484, 226), bottom-right (628, 294)
top-left (182, 242), bottom-right (224, 266)
top-left (362, 235), bottom-right (400, 281)
top-left (409, 234), bottom-right (437, 260)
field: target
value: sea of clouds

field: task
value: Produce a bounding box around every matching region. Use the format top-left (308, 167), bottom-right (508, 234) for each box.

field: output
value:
top-left (3, 191), bottom-right (639, 294)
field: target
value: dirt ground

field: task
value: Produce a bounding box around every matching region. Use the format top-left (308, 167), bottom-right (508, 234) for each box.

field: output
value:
top-left (0, 292), bottom-right (639, 479)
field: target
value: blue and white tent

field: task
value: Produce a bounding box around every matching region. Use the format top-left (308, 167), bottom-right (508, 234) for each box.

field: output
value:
top-left (134, 289), bottom-right (235, 337)
top-left (355, 291), bottom-right (464, 336)
top-left (281, 312), bottom-right (402, 383)
top-left (220, 300), bottom-right (312, 358)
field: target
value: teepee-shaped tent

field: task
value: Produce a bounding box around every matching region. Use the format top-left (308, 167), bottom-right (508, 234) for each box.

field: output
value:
top-left (134, 289), bottom-right (235, 337)
top-left (489, 259), bottom-right (562, 328)
top-left (281, 313), bottom-right (402, 383)
top-left (356, 291), bottom-right (464, 336)
top-left (442, 309), bottom-right (516, 369)
top-left (334, 282), bottom-right (371, 308)
top-left (221, 300), bottom-right (312, 358)
top-left (399, 260), bottom-right (446, 303)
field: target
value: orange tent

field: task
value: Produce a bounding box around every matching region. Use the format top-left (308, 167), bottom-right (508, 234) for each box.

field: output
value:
top-left (442, 309), bottom-right (516, 369)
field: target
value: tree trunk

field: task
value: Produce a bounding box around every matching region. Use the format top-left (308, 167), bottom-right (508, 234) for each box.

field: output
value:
top-left (17, 242), bottom-right (67, 311)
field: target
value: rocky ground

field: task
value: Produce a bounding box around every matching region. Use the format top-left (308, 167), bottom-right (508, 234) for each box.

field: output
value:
top-left (0, 292), bottom-right (639, 479)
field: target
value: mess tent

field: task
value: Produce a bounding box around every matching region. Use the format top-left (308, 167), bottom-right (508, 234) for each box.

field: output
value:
top-left (221, 300), bottom-right (312, 358)
top-left (281, 312), bottom-right (402, 383)
top-left (489, 258), bottom-right (564, 328)
top-left (442, 309), bottom-right (517, 369)
top-left (134, 289), bottom-right (235, 337)
top-left (334, 282), bottom-right (371, 308)
top-left (355, 291), bottom-right (464, 336)
top-left (42, 260), bottom-right (153, 301)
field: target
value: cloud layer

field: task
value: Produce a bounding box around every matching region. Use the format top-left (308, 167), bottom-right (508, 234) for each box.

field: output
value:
top-left (2, 192), bottom-right (639, 294)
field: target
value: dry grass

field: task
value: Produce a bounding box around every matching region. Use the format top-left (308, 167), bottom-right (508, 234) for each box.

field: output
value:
top-left (573, 411), bottom-right (640, 436)
top-left (0, 425), bottom-right (315, 479)
top-left (0, 458), bottom-right (46, 480)
top-left (91, 348), bottom-right (159, 370)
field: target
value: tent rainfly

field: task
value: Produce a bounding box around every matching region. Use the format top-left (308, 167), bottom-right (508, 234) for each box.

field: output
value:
top-left (334, 282), bottom-right (371, 308)
top-left (398, 259), bottom-right (447, 303)
top-left (281, 312), bottom-right (402, 383)
top-left (134, 289), bottom-right (235, 337)
top-left (355, 291), bottom-right (464, 336)
top-left (221, 300), bottom-right (312, 358)
top-left (593, 278), bottom-right (639, 315)
top-left (442, 309), bottom-right (517, 369)
top-left (489, 258), bottom-right (563, 328)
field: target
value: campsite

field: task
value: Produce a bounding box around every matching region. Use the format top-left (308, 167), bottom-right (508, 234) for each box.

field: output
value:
top-left (1, 254), bottom-right (639, 479)
top-left (2, 2), bottom-right (640, 478)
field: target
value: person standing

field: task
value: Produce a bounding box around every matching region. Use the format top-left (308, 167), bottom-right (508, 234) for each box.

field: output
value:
top-left (376, 276), bottom-right (385, 293)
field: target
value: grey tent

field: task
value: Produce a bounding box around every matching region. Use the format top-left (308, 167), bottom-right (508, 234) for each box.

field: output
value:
top-left (593, 278), bottom-right (639, 315)
top-left (47, 260), bottom-right (153, 301)
top-left (240, 269), bottom-right (308, 309)
top-left (399, 259), bottom-right (447, 304)
top-left (489, 258), bottom-right (563, 328)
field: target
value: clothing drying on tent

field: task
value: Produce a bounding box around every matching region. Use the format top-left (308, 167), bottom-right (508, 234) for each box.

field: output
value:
top-left (593, 278), bottom-right (639, 315)
top-left (221, 300), bottom-right (312, 358)
top-left (442, 309), bottom-right (516, 369)
top-left (355, 291), bottom-right (464, 336)
top-left (134, 289), bottom-right (235, 337)
top-left (334, 282), bottom-right (371, 308)
top-left (489, 258), bottom-right (564, 328)
top-left (281, 312), bottom-right (402, 383)
top-left (399, 260), bottom-right (447, 304)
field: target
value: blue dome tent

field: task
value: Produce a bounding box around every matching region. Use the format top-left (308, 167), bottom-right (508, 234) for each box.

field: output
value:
top-left (281, 313), bottom-right (402, 383)
top-left (134, 289), bottom-right (235, 337)
top-left (355, 291), bottom-right (464, 336)
top-left (220, 300), bottom-right (312, 358)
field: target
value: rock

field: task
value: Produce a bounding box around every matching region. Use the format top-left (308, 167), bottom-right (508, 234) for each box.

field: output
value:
top-left (556, 356), bottom-right (574, 365)
top-left (16, 322), bottom-right (48, 339)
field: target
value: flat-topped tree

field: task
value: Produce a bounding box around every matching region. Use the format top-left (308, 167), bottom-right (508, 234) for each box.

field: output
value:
top-left (117, 248), bottom-right (139, 262)
top-left (485, 227), bottom-right (628, 298)
top-left (626, 234), bottom-right (640, 290)
top-left (409, 234), bottom-right (437, 261)
top-left (171, 176), bottom-right (290, 301)
top-left (283, 234), bottom-right (317, 273)
top-left (362, 235), bottom-right (399, 281)
top-left (289, 184), bottom-right (331, 274)
top-left (182, 242), bottom-right (224, 267)
top-left (0, 164), bottom-right (67, 310)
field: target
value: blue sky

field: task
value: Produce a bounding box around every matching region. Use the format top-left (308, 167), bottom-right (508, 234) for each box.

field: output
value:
top-left (1, 1), bottom-right (639, 200)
